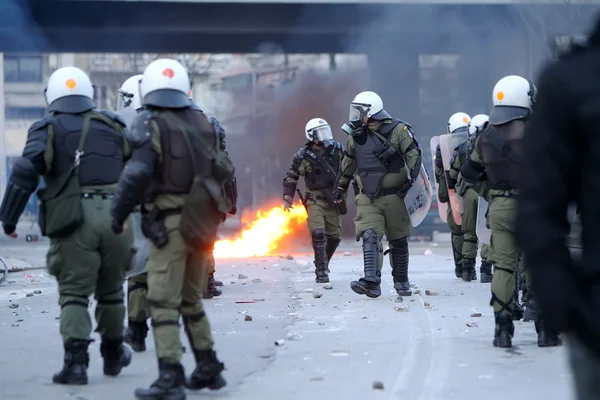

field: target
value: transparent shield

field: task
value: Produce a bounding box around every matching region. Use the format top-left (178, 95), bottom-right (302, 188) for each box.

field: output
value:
top-left (439, 132), bottom-right (468, 225)
top-left (404, 164), bottom-right (433, 227)
top-left (311, 125), bottom-right (333, 142)
top-left (117, 89), bottom-right (133, 111)
top-left (429, 136), bottom-right (448, 223)
top-left (349, 104), bottom-right (364, 123)
top-left (476, 198), bottom-right (491, 244)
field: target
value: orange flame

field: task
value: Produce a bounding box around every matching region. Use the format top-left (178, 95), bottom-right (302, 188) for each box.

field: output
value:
top-left (214, 203), bottom-right (308, 258)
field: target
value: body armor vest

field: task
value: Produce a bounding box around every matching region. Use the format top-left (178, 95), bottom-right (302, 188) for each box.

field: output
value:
top-left (354, 119), bottom-right (404, 197)
top-left (456, 140), bottom-right (470, 167)
top-left (145, 108), bottom-right (217, 201)
top-left (303, 143), bottom-right (342, 191)
top-left (479, 121), bottom-right (525, 191)
top-left (49, 112), bottom-right (126, 186)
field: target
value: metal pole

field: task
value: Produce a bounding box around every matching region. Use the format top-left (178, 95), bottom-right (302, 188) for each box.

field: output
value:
top-left (0, 53), bottom-right (6, 201)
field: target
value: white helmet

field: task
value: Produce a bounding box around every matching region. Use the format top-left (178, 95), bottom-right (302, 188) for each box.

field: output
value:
top-left (45, 66), bottom-right (95, 113)
top-left (140, 58), bottom-right (190, 108)
top-left (305, 118), bottom-right (333, 144)
top-left (489, 75), bottom-right (536, 125)
top-left (468, 114), bottom-right (489, 137)
top-left (447, 112), bottom-right (470, 134)
top-left (118, 74), bottom-right (143, 111)
top-left (349, 91), bottom-right (391, 123)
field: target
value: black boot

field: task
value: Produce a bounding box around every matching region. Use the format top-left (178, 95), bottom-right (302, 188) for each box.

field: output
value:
top-left (325, 237), bottom-right (341, 273)
top-left (213, 279), bottom-right (223, 287)
top-left (124, 320), bottom-right (149, 352)
top-left (523, 297), bottom-right (538, 322)
top-left (134, 360), bottom-right (187, 400)
top-left (52, 339), bottom-right (90, 385)
top-left (461, 258), bottom-right (477, 282)
top-left (480, 260), bottom-right (493, 283)
top-left (493, 312), bottom-right (514, 348)
top-left (535, 317), bottom-right (563, 347)
top-left (187, 349), bottom-right (227, 391)
top-left (101, 338), bottom-right (133, 377)
top-left (312, 229), bottom-right (329, 283)
top-left (390, 238), bottom-right (412, 296)
top-left (204, 275), bottom-right (222, 299)
top-left (350, 230), bottom-right (382, 298)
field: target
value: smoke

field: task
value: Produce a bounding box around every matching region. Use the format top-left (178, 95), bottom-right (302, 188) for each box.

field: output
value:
top-left (226, 3), bottom-right (597, 238)
top-left (2, 0), bottom-right (48, 50)
top-left (227, 65), bottom-right (368, 237)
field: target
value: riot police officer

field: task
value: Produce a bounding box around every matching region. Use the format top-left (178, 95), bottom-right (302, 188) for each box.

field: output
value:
top-left (0, 66), bottom-right (134, 384)
top-left (110, 58), bottom-right (230, 399)
top-left (115, 74), bottom-right (154, 353)
top-left (189, 96), bottom-right (237, 298)
top-left (448, 113), bottom-right (484, 282)
top-left (283, 118), bottom-right (345, 283)
top-left (335, 91), bottom-right (422, 298)
top-left (461, 75), bottom-right (561, 348)
top-left (435, 112), bottom-right (470, 279)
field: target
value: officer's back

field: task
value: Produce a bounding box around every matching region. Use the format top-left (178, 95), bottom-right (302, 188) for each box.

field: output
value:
top-left (48, 111), bottom-right (129, 186)
top-left (0, 66), bottom-right (134, 386)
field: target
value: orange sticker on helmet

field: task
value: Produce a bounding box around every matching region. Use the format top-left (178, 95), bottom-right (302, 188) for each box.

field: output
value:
top-left (162, 68), bottom-right (174, 78)
top-left (496, 91), bottom-right (505, 101)
top-left (462, 117), bottom-right (469, 123)
top-left (65, 79), bottom-right (76, 89)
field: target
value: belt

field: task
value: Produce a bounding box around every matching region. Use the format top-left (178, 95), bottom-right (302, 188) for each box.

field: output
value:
top-left (81, 193), bottom-right (114, 200)
top-left (305, 193), bottom-right (327, 201)
top-left (360, 187), bottom-right (397, 197)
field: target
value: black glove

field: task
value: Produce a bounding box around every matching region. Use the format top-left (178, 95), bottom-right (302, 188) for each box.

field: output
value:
top-left (111, 219), bottom-right (124, 235)
top-left (3, 223), bottom-right (16, 235)
top-left (332, 187), bottom-right (346, 202)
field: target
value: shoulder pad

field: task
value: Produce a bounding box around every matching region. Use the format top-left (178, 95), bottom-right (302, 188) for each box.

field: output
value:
top-left (291, 148), bottom-right (307, 170)
top-left (98, 110), bottom-right (127, 127)
top-left (397, 119), bottom-right (414, 131)
top-left (128, 111), bottom-right (153, 146)
top-left (209, 116), bottom-right (224, 133)
top-left (28, 115), bottom-right (54, 134)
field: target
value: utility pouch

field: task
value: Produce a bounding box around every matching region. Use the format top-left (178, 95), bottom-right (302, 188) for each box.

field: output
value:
top-left (37, 114), bottom-right (95, 238)
top-left (141, 207), bottom-right (170, 249)
top-left (373, 142), bottom-right (396, 165)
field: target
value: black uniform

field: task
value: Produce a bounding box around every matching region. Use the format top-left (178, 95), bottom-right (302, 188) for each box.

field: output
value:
top-left (516, 18), bottom-right (600, 399)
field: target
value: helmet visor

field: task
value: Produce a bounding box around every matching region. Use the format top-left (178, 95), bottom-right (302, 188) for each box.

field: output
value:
top-left (349, 104), bottom-right (367, 123)
top-left (117, 89), bottom-right (134, 111)
top-left (309, 125), bottom-right (333, 142)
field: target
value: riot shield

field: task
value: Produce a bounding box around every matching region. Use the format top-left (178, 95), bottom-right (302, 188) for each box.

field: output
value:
top-left (127, 213), bottom-right (148, 279)
top-left (404, 164), bottom-right (433, 227)
top-left (117, 107), bottom-right (138, 128)
top-left (476, 198), bottom-right (491, 244)
top-left (439, 133), bottom-right (468, 225)
top-left (429, 136), bottom-right (447, 223)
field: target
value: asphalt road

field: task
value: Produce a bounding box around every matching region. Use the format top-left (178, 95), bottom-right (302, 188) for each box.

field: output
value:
top-left (0, 239), bottom-right (574, 400)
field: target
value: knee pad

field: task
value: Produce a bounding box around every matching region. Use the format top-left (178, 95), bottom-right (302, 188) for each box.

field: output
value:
top-left (362, 229), bottom-right (378, 244)
top-left (311, 228), bottom-right (326, 241)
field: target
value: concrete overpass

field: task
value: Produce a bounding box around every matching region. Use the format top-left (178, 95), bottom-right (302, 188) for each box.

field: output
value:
top-left (1, 0), bottom-right (598, 156)
top-left (1, 0), bottom-right (597, 53)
